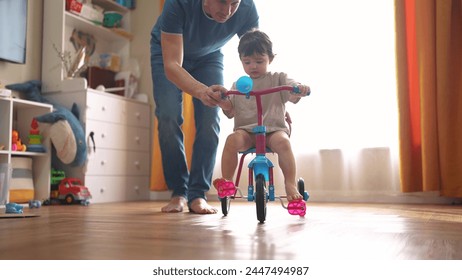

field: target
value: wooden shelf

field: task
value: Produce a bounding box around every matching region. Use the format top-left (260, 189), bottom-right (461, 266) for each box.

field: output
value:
top-left (0, 97), bottom-right (52, 202)
top-left (42, 0), bottom-right (133, 93)
top-left (11, 98), bottom-right (53, 110)
top-left (65, 12), bottom-right (132, 42)
top-left (92, 0), bottom-right (129, 14)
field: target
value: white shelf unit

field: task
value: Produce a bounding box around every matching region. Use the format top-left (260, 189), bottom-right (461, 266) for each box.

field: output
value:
top-left (44, 89), bottom-right (151, 203)
top-left (0, 97), bottom-right (52, 203)
top-left (41, 0), bottom-right (132, 93)
top-left (40, 0), bottom-right (149, 204)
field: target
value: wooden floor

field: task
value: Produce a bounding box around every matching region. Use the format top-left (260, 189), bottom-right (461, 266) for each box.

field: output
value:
top-left (1, 200), bottom-right (462, 260)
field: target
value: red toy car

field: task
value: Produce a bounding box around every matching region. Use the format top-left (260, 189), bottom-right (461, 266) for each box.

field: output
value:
top-left (44, 178), bottom-right (92, 206)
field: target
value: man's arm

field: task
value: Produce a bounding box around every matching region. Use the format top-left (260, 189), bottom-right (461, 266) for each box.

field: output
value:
top-left (161, 32), bottom-right (224, 107)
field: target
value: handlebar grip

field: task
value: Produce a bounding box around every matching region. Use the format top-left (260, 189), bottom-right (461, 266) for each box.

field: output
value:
top-left (292, 86), bottom-right (301, 94)
top-left (292, 86), bottom-right (311, 96)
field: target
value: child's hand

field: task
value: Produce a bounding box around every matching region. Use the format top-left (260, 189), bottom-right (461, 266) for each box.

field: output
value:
top-left (218, 95), bottom-right (232, 110)
top-left (294, 84), bottom-right (311, 97)
top-left (216, 89), bottom-right (234, 116)
top-left (285, 111), bottom-right (292, 125)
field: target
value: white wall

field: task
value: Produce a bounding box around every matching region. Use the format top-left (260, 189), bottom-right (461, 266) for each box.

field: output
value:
top-left (0, 0), bottom-right (43, 86)
top-left (129, 0), bottom-right (160, 103)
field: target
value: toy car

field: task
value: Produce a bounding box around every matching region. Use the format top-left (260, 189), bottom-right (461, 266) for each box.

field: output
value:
top-left (44, 177), bottom-right (92, 205)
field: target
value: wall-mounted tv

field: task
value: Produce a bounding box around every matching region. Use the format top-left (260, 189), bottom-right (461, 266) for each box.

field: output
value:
top-left (0, 0), bottom-right (28, 64)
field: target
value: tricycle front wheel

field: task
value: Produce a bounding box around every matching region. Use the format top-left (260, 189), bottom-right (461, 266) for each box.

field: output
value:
top-left (255, 174), bottom-right (267, 223)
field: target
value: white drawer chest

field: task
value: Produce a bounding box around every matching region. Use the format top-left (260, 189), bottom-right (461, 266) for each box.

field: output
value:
top-left (45, 89), bottom-right (151, 203)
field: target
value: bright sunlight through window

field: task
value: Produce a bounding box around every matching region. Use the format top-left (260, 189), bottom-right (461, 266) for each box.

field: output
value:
top-left (221, 0), bottom-right (398, 153)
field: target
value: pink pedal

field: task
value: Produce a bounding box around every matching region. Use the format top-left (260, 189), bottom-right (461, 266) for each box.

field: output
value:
top-left (287, 199), bottom-right (306, 217)
top-left (213, 178), bottom-right (236, 198)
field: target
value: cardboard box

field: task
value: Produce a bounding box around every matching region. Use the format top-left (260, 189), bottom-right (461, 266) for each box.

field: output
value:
top-left (66, 0), bottom-right (104, 25)
top-left (99, 53), bottom-right (121, 72)
top-left (85, 66), bottom-right (116, 89)
top-left (85, 66), bottom-right (124, 96)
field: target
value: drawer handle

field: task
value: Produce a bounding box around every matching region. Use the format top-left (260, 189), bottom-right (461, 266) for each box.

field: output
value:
top-left (89, 131), bottom-right (96, 152)
top-left (134, 161), bottom-right (140, 168)
top-left (135, 112), bottom-right (141, 119)
top-left (135, 136), bottom-right (140, 143)
top-left (101, 160), bottom-right (107, 166)
top-left (101, 106), bottom-right (106, 112)
top-left (101, 133), bottom-right (106, 139)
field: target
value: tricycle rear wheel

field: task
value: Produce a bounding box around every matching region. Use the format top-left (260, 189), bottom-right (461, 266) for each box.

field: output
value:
top-left (221, 196), bottom-right (230, 216)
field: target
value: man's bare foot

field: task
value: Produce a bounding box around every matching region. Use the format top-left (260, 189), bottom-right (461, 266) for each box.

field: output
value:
top-left (188, 198), bottom-right (218, 214)
top-left (161, 196), bottom-right (187, 213)
top-left (286, 185), bottom-right (303, 201)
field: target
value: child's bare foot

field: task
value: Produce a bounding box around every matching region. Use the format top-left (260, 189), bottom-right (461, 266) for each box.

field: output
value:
top-left (189, 198), bottom-right (218, 214)
top-left (286, 185), bottom-right (303, 201)
top-left (161, 196), bottom-right (187, 213)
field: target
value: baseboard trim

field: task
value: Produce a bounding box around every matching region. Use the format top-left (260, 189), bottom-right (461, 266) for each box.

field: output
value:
top-left (149, 191), bottom-right (172, 201)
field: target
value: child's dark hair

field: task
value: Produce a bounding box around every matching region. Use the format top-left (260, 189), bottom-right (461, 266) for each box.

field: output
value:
top-left (238, 29), bottom-right (275, 61)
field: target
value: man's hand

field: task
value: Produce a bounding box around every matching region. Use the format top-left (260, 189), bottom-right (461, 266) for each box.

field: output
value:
top-left (198, 85), bottom-right (227, 107)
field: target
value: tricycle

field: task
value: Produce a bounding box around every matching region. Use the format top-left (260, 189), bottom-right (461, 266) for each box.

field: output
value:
top-left (214, 76), bottom-right (310, 223)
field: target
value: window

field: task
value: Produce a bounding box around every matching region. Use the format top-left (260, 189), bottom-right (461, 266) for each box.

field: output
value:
top-left (222, 0), bottom-right (398, 152)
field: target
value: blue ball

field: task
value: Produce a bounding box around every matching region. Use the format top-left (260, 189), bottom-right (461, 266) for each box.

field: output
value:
top-left (236, 76), bottom-right (253, 94)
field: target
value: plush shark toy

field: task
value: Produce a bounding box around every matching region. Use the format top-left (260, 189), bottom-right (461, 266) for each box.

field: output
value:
top-left (6, 80), bottom-right (87, 167)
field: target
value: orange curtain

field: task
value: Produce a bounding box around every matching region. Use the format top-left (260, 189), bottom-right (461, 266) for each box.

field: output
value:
top-left (150, 0), bottom-right (196, 191)
top-left (395, 0), bottom-right (462, 197)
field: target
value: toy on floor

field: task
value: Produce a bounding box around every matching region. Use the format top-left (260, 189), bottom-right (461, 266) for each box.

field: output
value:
top-left (29, 200), bottom-right (42, 208)
top-left (44, 175), bottom-right (91, 206)
top-left (27, 118), bottom-right (46, 153)
top-left (5, 203), bottom-right (24, 214)
top-left (11, 129), bottom-right (26, 152)
top-left (50, 168), bottom-right (66, 187)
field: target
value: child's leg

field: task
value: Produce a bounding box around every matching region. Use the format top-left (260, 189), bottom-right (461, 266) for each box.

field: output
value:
top-left (267, 131), bottom-right (303, 201)
top-left (221, 129), bottom-right (254, 180)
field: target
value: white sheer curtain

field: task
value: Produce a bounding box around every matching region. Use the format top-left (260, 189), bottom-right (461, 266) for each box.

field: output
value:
top-left (212, 0), bottom-right (403, 202)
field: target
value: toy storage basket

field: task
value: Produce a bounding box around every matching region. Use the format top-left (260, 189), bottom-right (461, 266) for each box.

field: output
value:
top-left (10, 157), bottom-right (34, 203)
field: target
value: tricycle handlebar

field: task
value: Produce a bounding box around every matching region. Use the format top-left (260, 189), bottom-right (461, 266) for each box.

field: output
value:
top-left (226, 85), bottom-right (304, 98)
